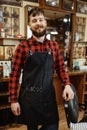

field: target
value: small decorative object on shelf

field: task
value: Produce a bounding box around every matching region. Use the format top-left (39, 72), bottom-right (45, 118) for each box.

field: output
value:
top-left (74, 32), bottom-right (79, 42)
top-left (4, 45), bottom-right (15, 60)
top-left (45, 0), bottom-right (59, 7)
top-left (0, 28), bottom-right (5, 38)
top-left (0, 61), bottom-right (11, 77)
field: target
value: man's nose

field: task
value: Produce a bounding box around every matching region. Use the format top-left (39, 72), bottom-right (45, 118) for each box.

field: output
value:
top-left (36, 20), bottom-right (41, 25)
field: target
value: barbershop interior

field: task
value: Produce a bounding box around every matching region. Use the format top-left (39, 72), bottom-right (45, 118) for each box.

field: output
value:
top-left (0, 0), bottom-right (87, 130)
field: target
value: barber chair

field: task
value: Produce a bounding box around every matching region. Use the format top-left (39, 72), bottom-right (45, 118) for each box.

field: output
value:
top-left (79, 95), bottom-right (87, 122)
top-left (63, 84), bottom-right (87, 130)
top-left (63, 84), bottom-right (79, 127)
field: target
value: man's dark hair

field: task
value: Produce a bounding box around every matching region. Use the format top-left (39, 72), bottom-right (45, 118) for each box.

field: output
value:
top-left (28, 7), bottom-right (44, 22)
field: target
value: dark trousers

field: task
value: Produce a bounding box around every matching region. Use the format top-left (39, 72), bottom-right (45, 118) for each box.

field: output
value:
top-left (27, 122), bottom-right (58, 130)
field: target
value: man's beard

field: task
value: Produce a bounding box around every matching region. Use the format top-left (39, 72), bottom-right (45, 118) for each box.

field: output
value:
top-left (31, 29), bottom-right (46, 38)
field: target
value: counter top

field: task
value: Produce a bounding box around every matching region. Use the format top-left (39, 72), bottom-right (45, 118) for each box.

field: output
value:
top-left (68, 70), bottom-right (84, 76)
top-left (0, 37), bottom-right (26, 40)
top-left (53, 70), bottom-right (84, 77)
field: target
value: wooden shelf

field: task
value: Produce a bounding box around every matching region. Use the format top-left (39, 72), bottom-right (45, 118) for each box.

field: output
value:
top-left (0, 92), bottom-right (9, 96)
top-left (39, 0), bottom-right (76, 13)
top-left (68, 70), bottom-right (84, 76)
top-left (0, 77), bottom-right (10, 110)
top-left (0, 36), bottom-right (17, 125)
top-left (0, 104), bottom-right (10, 110)
top-left (53, 71), bottom-right (85, 104)
top-left (0, 77), bottom-right (9, 82)
top-left (84, 73), bottom-right (87, 103)
top-left (0, 37), bottom-right (26, 40)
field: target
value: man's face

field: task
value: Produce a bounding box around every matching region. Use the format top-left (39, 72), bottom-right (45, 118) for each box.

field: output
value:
top-left (29, 13), bottom-right (47, 37)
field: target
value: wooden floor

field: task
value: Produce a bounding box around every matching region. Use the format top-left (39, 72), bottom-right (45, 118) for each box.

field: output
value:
top-left (0, 105), bottom-right (84, 130)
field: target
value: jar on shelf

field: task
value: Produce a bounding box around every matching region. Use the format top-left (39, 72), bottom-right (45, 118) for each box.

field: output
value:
top-left (0, 28), bottom-right (5, 37)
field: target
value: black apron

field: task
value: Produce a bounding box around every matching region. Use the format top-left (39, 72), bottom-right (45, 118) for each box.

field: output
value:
top-left (18, 43), bottom-right (58, 125)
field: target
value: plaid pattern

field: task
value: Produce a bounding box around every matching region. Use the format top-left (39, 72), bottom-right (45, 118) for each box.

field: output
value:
top-left (9, 36), bottom-right (70, 103)
top-left (70, 123), bottom-right (87, 130)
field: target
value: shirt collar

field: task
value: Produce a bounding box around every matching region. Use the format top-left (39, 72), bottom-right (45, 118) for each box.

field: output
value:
top-left (31, 36), bottom-right (49, 45)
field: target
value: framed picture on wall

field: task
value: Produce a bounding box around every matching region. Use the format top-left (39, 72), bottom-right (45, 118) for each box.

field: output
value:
top-left (45, 0), bottom-right (59, 7)
top-left (62, 0), bottom-right (74, 11)
top-left (0, 46), bottom-right (4, 59)
top-left (4, 45), bottom-right (15, 60)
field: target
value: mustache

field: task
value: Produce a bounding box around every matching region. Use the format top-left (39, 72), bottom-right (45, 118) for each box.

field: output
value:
top-left (35, 25), bottom-right (44, 29)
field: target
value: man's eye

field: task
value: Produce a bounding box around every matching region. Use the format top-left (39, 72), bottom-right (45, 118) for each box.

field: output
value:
top-left (40, 19), bottom-right (43, 22)
top-left (32, 18), bottom-right (45, 23)
top-left (32, 19), bottom-right (37, 23)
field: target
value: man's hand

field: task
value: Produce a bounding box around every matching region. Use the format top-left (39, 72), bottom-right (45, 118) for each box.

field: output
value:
top-left (63, 85), bottom-right (74, 101)
top-left (11, 102), bottom-right (21, 116)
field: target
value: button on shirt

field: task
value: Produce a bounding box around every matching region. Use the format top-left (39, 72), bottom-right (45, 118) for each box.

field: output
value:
top-left (9, 36), bottom-right (70, 103)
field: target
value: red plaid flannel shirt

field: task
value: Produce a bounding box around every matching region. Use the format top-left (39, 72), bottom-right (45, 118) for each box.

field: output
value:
top-left (9, 36), bottom-right (70, 103)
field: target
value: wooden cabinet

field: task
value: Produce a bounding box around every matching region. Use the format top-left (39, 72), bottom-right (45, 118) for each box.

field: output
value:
top-left (75, 13), bottom-right (87, 42)
top-left (0, 37), bottom-right (25, 126)
top-left (0, 77), bottom-right (14, 126)
top-left (39, 0), bottom-right (76, 13)
top-left (73, 42), bottom-right (87, 70)
top-left (73, 3), bottom-right (87, 69)
top-left (73, 14), bottom-right (87, 68)
top-left (0, 5), bottom-right (20, 38)
top-left (39, 0), bottom-right (60, 11)
top-left (84, 73), bottom-right (87, 102)
top-left (53, 71), bottom-right (85, 105)
top-left (69, 71), bottom-right (85, 104)
top-left (0, 77), bottom-right (10, 110)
